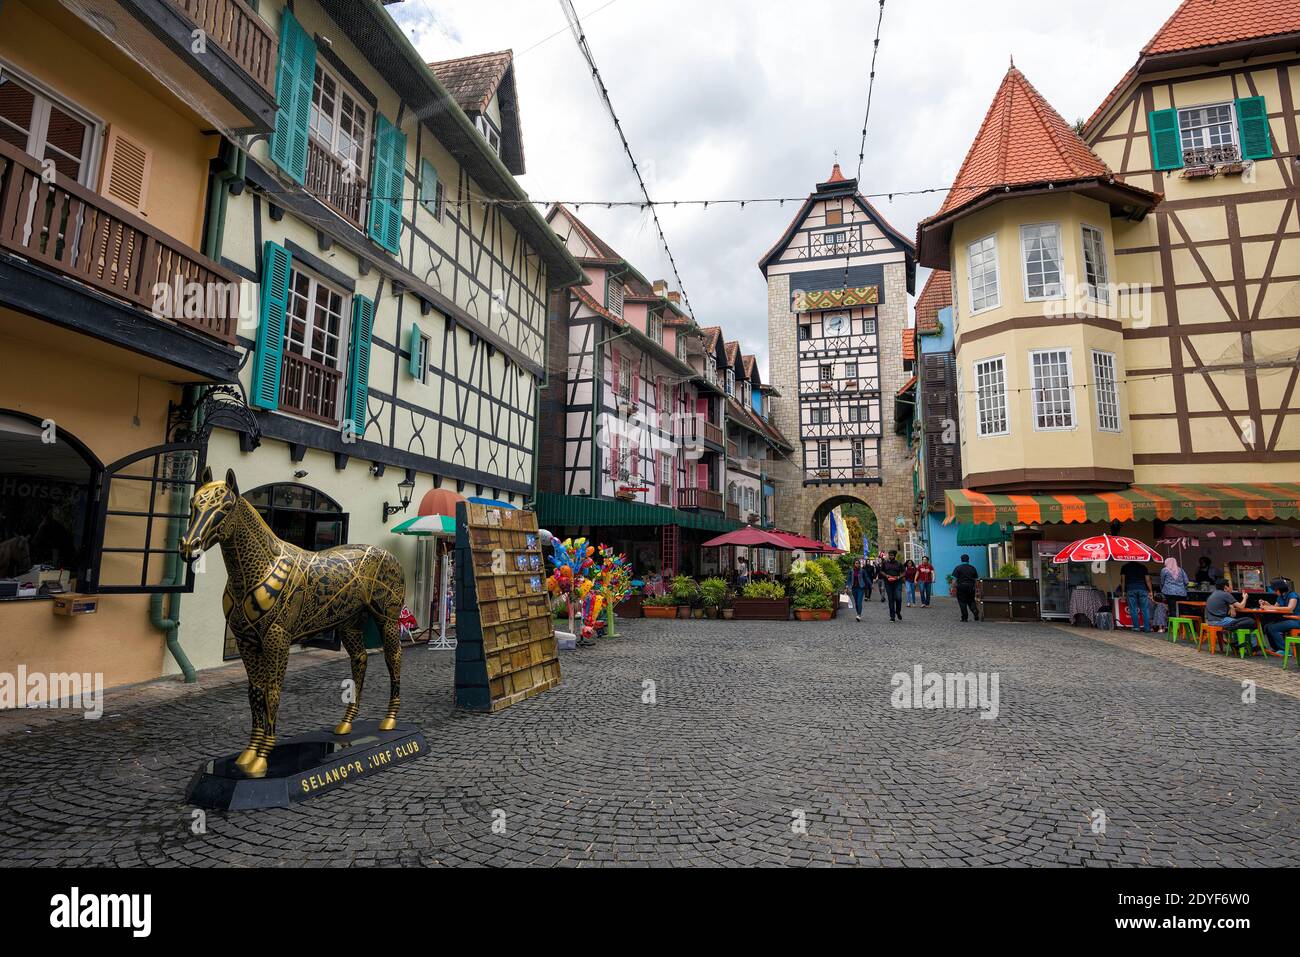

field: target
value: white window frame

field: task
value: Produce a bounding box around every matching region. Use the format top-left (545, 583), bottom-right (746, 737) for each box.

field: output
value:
top-left (1028, 348), bottom-right (1076, 432)
top-left (817, 440), bottom-right (830, 470)
top-left (415, 332), bottom-right (431, 385)
top-left (661, 451), bottom-right (672, 485)
top-left (618, 354), bottom-right (632, 401)
top-left (475, 113), bottom-right (502, 156)
top-left (973, 355), bottom-right (1009, 438)
top-left (1020, 222), bottom-right (1064, 301)
top-left (1177, 102), bottom-right (1239, 157)
top-left (852, 439), bottom-right (864, 468)
top-left (0, 61), bottom-right (101, 187)
top-left (284, 266), bottom-right (351, 372)
top-left (1091, 349), bottom-right (1122, 433)
top-left (1080, 224), bottom-right (1110, 304)
top-left (309, 59), bottom-right (370, 185)
top-left (967, 234), bottom-right (1000, 313)
top-left (725, 369), bottom-right (735, 396)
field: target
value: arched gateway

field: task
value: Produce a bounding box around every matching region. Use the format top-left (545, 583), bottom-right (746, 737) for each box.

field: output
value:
top-left (760, 165), bottom-right (918, 552)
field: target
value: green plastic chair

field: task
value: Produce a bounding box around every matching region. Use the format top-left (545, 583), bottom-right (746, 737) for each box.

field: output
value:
top-left (1167, 616), bottom-right (1198, 645)
top-left (1283, 635), bottom-right (1300, 671)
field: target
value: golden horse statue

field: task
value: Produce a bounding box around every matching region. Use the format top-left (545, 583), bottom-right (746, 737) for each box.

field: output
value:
top-left (181, 468), bottom-right (406, 778)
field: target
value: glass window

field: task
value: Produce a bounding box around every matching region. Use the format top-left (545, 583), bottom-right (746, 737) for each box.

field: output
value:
top-left (967, 235), bottom-right (999, 311)
top-left (310, 63), bottom-right (369, 182)
top-left (974, 356), bottom-right (1009, 437)
top-left (817, 441), bottom-right (830, 469)
top-left (1081, 225), bottom-right (1109, 303)
top-left (284, 270), bottom-right (347, 369)
top-left (1021, 224), bottom-right (1063, 300)
top-left (1030, 349), bottom-right (1074, 430)
top-left (844, 361), bottom-right (858, 379)
top-left (820, 364), bottom-right (833, 381)
top-left (1092, 350), bottom-right (1121, 432)
top-left (1178, 103), bottom-right (1236, 155)
top-left (0, 70), bottom-right (96, 184)
top-left (852, 440), bottom-right (864, 467)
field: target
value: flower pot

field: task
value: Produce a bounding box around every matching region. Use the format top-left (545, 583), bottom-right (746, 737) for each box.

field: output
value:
top-left (691, 608), bottom-right (705, 619)
top-left (677, 605), bottom-right (692, 619)
top-left (721, 608), bottom-right (735, 620)
top-left (644, 605), bottom-right (679, 619)
top-left (795, 608), bottom-right (833, 621)
top-left (704, 607), bottom-right (718, 619)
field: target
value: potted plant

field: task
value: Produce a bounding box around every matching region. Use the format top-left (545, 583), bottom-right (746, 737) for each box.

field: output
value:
top-left (733, 580), bottom-right (790, 620)
top-left (643, 594), bottom-right (680, 619)
top-left (791, 563), bottom-right (835, 621)
top-left (668, 574), bottom-right (698, 619)
top-left (699, 577), bottom-right (727, 619)
top-left (814, 557), bottom-right (846, 617)
top-left (720, 588), bottom-right (736, 620)
top-left (793, 589), bottom-right (835, 620)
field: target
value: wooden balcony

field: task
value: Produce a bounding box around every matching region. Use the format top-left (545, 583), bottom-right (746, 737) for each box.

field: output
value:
top-left (703, 420), bottom-right (724, 447)
top-left (306, 139), bottom-right (366, 227)
top-left (726, 502), bottom-right (740, 521)
top-left (677, 487), bottom-right (723, 512)
top-left (727, 440), bottom-right (739, 459)
top-left (167, 0), bottom-right (277, 96)
top-left (279, 351), bottom-right (343, 424)
top-left (0, 139), bottom-right (238, 345)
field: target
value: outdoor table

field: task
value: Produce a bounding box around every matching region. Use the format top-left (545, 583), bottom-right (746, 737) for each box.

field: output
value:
top-left (1068, 586), bottom-right (1107, 625)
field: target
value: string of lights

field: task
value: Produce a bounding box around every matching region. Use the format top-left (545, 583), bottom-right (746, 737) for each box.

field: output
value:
top-left (855, 0), bottom-right (887, 184)
top-left (558, 0), bottom-right (697, 321)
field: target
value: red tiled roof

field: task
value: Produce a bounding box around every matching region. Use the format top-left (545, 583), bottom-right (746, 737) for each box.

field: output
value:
top-left (914, 269), bottom-right (952, 334)
top-left (724, 340), bottom-right (740, 367)
top-left (896, 374), bottom-right (917, 397)
top-left (742, 354), bottom-right (756, 380)
top-left (699, 326), bottom-right (723, 352)
top-left (825, 163), bottom-right (848, 183)
top-left (1085, 0), bottom-right (1300, 133)
top-left (934, 67), bottom-right (1111, 219)
top-left (1144, 0), bottom-right (1300, 55)
top-left (902, 328), bottom-right (916, 363)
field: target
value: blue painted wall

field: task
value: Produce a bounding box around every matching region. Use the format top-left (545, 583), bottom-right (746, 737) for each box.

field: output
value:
top-left (918, 303), bottom-right (990, 580)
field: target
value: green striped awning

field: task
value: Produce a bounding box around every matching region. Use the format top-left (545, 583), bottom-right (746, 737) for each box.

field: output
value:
top-left (534, 492), bottom-right (742, 533)
top-left (945, 484), bottom-right (1300, 526)
top-left (955, 522), bottom-right (1011, 546)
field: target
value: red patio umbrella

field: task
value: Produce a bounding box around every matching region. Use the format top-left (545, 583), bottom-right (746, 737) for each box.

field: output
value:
top-left (1052, 534), bottom-right (1163, 564)
top-left (771, 531), bottom-right (844, 555)
top-left (701, 527), bottom-right (803, 549)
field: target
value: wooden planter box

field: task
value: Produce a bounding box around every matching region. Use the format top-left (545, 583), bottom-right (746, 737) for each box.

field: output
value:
top-left (733, 598), bottom-right (791, 621)
top-left (794, 608), bottom-right (833, 621)
top-left (644, 605), bottom-right (679, 619)
top-left (615, 595), bottom-right (643, 618)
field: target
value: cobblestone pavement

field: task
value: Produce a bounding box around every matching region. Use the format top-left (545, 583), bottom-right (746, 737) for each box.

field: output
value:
top-left (2, 599), bottom-right (1298, 866)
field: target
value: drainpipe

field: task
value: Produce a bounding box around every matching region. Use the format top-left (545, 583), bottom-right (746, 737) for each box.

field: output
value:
top-left (202, 139), bottom-right (243, 262)
top-left (150, 384), bottom-right (202, 682)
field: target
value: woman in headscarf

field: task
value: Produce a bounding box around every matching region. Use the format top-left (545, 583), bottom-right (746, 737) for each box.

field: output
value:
top-left (1159, 556), bottom-right (1189, 618)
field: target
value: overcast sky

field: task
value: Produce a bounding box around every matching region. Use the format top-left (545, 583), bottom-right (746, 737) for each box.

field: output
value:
top-left (391, 0), bottom-right (1176, 374)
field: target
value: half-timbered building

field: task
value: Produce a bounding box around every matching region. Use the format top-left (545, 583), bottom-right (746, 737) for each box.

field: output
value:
top-left (762, 165), bottom-right (918, 544)
top-left (918, 0), bottom-right (1300, 597)
top-left (183, 0), bottom-right (583, 667)
top-left (537, 204), bottom-right (745, 585)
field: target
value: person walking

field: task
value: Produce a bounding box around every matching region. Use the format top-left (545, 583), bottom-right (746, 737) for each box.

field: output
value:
top-left (1159, 556), bottom-right (1189, 618)
top-left (1120, 559), bottom-right (1153, 633)
top-left (951, 554), bottom-right (981, 622)
top-left (918, 556), bottom-right (935, 608)
top-left (880, 550), bottom-right (905, 622)
top-left (850, 558), bottom-right (870, 622)
top-left (903, 559), bottom-right (918, 607)
top-left (862, 558), bottom-right (876, 601)
top-left (877, 557), bottom-right (887, 603)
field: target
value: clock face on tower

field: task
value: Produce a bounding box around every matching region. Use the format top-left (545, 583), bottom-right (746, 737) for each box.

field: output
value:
top-left (825, 315), bottom-right (848, 336)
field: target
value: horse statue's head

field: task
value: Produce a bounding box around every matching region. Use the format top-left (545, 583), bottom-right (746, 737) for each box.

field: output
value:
top-left (180, 467), bottom-right (241, 562)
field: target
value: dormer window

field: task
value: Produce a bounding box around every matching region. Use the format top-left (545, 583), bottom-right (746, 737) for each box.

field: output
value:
top-left (725, 369), bottom-right (735, 396)
top-left (606, 275), bottom-right (624, 317)
top-left (474, 114), bottom-right (502, 156)
top-left (1178, 103), bottom-right (1238, 164)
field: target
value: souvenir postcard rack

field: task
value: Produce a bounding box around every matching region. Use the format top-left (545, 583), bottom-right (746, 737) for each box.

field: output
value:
top-left (453, 502), bottom-right (560, 711)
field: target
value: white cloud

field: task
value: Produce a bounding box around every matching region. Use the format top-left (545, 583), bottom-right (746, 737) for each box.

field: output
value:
top-left (393, 0), bottom-right (1175, 375)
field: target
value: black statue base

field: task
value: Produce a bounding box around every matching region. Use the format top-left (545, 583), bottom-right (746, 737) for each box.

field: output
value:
top-left (185, 720), bottom-right (428, 810)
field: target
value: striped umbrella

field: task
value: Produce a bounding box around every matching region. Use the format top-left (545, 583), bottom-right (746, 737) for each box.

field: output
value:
top-left (391, 514), bottom-right (455, 537)
top-left (1052, 534), bottom-right (1163, 564)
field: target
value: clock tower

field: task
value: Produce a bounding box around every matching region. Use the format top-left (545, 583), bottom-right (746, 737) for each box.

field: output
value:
top-left (760, 165), bottom-right (917, 545)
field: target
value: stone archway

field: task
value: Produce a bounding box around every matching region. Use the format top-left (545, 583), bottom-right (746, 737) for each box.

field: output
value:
top-left (807, 490), bottom-right (910, 556)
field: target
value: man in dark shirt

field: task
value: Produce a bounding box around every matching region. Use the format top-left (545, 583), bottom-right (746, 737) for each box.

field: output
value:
top-left (1119, 560), bottom-right (1153, 633)
top-left (951, 554), bottom-right (981, 622)
top-left (1205, 578), bottom-right (1256, 647)
top-left (862, 559), bottom-right (877, 600)
top-left (879, 551), bottom-right (905, 622)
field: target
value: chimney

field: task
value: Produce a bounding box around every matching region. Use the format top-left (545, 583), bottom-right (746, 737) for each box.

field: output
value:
top-left (666, 291), bottom-right (680, 304)
top-left (652, 280), bottom-right (668, 297)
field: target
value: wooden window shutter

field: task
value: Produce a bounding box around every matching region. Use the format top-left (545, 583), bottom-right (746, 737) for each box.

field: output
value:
top-left (251, 242), bottom-right (293, 410)
top-left (345, 294), bottom-right (376, 436)
top-left (369, 113), bottom-right (407, 254)
top-left (1147, 109), bottom-right (1183, 171)
top-left (611, 348), bottom-right (620, 394)
top-left (99, 127), bottom-right (152, 213)
top-left (270, 10), bottom-right (315, 184)
top-left (609, 433), bottom-right (619, 479)
top-left (1235, 97), bottom-right (1273, 160)
top-left (407, 321), bottom-right (422, 377)
top-left (631, 439), bottom-right (639, 476)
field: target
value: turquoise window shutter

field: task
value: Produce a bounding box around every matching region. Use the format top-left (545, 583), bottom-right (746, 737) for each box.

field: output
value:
top-left (369, 114), bottom-right (407, 254)
top-left (419, 159), bottom-right (438, 212)
top-left (345, 295), bottom-right (375, 436)
top-left (269, 11), bottom-right (315, 184)
top-left (1235, 97), bottom-right (1273, 160)
top-left (251, 242), bottom-right (292, 410)
top-left (408, 321), bottom-right (422, 378)
top-left (1148, 109), bottom-right (1183, 171)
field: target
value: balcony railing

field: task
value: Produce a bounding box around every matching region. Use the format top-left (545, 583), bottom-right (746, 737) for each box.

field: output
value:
top-left (677, 487), bottom-right (723, 512)
top-left (0, 140), bottom-right (238, 344)
top-left (306, 140), bottom-right (366, 226)
top-left (280, 351), bottom-right (343, 424)
top-left (168, 0), bottom-right (278, 95)
top-left (725, 502), bottom-right (740, 521)
top-left (703, 420), bottom-right (724, 447)
top-left (727, 440), bottom-right (739, 459)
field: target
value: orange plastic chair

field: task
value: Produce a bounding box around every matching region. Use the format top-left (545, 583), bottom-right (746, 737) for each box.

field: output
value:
top-left (1197, 622), bottom-right (1227, 655)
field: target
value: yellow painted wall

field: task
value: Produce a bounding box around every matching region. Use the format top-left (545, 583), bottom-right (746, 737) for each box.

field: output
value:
top-left (0, 0), bottom-right (217, 249)
top-left (949, 194), bottom-right (1134, 483)
top-left (0, 313), bottom-right (181, 696)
